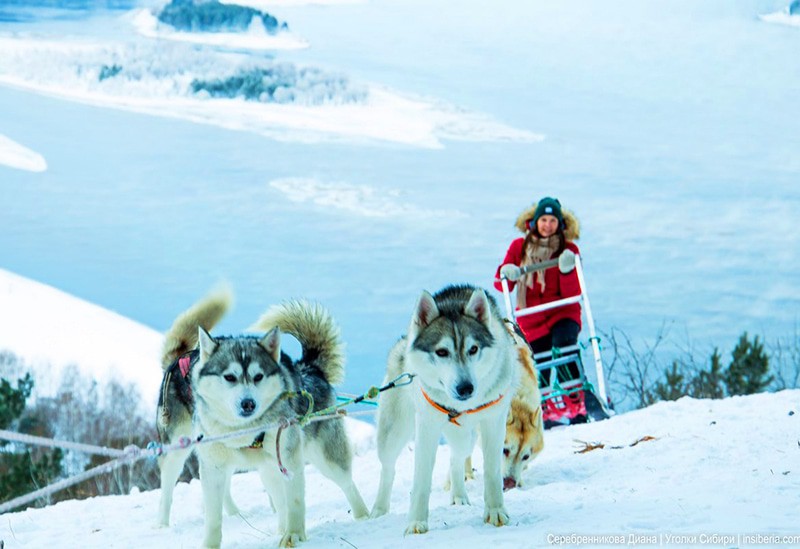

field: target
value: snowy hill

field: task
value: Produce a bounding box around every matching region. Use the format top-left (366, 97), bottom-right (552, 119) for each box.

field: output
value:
top-left (0, 268), bottom-right (162, 406)
top-left (1, 387), bottom-right (798, 547)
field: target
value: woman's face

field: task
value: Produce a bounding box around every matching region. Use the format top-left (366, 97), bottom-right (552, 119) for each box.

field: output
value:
top-left (536, 214), bottom-right (559, 237)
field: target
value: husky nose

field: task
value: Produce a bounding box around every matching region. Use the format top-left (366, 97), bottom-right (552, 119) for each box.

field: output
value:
top-left (503, 477), bottom-right (517, 491)
top-left (455, 381), bottom-right (474, 400)
top-left (240, 398), bottom-right (256, 416)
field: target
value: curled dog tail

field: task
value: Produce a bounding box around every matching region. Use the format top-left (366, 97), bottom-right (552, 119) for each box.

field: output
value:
top-left (251, 300), bottom-right (345, 386)
top-left (160, 285), bottom-right (233, 370)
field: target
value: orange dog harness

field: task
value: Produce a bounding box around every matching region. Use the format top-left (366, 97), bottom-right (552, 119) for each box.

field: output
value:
top-left (421, 389), bottom-right (505, 426)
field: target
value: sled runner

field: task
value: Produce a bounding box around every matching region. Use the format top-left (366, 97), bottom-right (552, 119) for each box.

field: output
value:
top-left (498, 255), bottom-right (613, 427)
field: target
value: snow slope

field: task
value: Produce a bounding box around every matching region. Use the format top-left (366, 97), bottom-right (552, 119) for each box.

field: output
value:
top-left (0, 388), bottom-right (797, 547)
top-left (0, 270), bottom-right (800, 549)
top-left (0, 269), bottom-right (162, 404)
top-left (0, 270), bottom-right (798, 547)
top-left (0, 134), bottom-right (46, 172)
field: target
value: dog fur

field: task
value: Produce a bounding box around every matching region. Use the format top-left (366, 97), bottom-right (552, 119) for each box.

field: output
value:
top-left (370, 284), bottom-right (519, 534)
top-left (455, 323), bottom-right (545, 491)
top-left (501, 324), bottom-right (545, 489)
top-left (155, 288), bottom-right (367, 548)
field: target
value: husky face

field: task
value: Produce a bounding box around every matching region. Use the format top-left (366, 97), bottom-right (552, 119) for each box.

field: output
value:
top-left (502, 404), bottom-right (544, 490)
top-left (193, 327), bottom-right (287, 425)
top-left (407, 287), bottom-right (499, 404)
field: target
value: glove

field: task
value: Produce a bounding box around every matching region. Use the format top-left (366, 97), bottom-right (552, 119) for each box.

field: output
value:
top-left (558, 250), bottom-right (576, 274)
top-left (500, 263), bottom-right (521, 281)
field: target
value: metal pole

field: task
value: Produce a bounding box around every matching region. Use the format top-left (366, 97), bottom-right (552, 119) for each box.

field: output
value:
top-left (514, 295), bottom-right (582, 318)
top-left (574, 255), bottom-right (607, 405)
top-left (500, 277), bottom-right (515, 321)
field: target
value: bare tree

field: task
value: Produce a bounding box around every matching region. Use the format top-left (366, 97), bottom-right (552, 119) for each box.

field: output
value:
top-left (602, 322), bottom-right (673, 410)
top-left (771, 324), bottom-right (800, 391)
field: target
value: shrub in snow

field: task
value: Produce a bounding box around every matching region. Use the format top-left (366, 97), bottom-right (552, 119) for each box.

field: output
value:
top-left (98, 64), bottom-right (122, 81)
top-left (157, 0), bottom-right (287, 34)
top-left (190, 65), bottom-right (368, 105)
top-left (790, 0), bottom-right (800, 15)
top-left (606, 328), bottom-right (789, 409)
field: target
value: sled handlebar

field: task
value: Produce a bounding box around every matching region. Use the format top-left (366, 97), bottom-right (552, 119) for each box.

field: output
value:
top-left (496, 258), bottom-right (560, 282)
top-left (520, 258), bottom-right (560, 275)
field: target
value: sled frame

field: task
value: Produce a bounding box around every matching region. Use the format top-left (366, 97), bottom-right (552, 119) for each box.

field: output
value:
top-left (499, 255), bottom-right (609, 407)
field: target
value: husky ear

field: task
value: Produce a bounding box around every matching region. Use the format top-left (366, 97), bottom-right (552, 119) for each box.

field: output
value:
top-left (198, 326), bottom-right (218, 362)
top-left (259, 327), bottom-right (281, 362)
top-left (413, 290), bottom-right (439, 329)
top-left (465, 289), bottom-right (491, 325)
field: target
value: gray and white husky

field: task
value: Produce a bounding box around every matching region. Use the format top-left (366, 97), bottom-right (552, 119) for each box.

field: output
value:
top-left (371, 284), bottom-right (519, 534)
top-left (155, 287), bottom-right (368, 548)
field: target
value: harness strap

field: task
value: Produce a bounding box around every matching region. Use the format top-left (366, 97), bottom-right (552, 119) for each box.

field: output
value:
top-left (421, 389), bottom-right (505, 426)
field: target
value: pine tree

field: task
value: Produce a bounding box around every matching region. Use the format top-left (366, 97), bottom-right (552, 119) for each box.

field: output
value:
top-left (723, 332), bottom-right (773, 396)
top-left (0, 372), bottom-right (63, 509)
top-left (0, 373), bottom-right (33, 429)
top-left (690, 348), bottom-right (725, 399)
top-left (649, 361), bottom-right (688, 402)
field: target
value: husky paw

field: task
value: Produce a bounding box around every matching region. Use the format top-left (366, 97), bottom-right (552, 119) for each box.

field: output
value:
top-left (352, 506), bottom-right (370, 520)
top-left (451, 493), bottom-right (470, 506)
top-left (370, 505), bottom-right (389, 519)
top-left (484, 506), bottom-right (510, 527)
top-left (405, 521), bottom-right (429, 535)
top-left (278, 531), bottom-right (307, 548)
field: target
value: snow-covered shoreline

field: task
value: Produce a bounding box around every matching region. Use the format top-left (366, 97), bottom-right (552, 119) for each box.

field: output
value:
top-left (0, 32), bottom-right (541, 148)
top-left (0, 133), bottom-right (47, 172)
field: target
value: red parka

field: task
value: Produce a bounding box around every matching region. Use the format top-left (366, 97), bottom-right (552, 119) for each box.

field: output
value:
top-left (493, 203), bottom-right (583, 343)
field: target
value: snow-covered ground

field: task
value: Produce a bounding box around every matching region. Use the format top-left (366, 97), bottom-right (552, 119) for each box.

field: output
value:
top-left (1, 381), bottom-right (798, 547)
top-left (1, 269), bottom-right (798, 547)
top-left (0, 269), bottom-right (162, 404)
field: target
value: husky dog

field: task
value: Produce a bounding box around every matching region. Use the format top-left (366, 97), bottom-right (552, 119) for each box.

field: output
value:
top-left (156, 288), bottom-right (368, 548)
top-left (501, 324), bottom-right (545, 490)
top-left (455, 324), bottom-right (545, 492)
top-left (371, 284), bottom-right (519, 534)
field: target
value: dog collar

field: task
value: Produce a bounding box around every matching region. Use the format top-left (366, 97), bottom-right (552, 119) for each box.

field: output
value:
top-left (421, 389), bottom-right (505, 426)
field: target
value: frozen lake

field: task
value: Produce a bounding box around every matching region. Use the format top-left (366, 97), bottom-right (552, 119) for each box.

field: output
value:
top-left (1, 0), bottom-right (799, 398)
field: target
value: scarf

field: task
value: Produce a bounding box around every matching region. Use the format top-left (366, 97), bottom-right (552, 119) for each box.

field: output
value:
top-left (517, 235), bottom-right (561, 309)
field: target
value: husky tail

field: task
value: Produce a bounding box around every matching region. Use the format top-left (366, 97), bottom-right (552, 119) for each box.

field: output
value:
top-left (160, 285), bottom-right (233, 369)
top-left (251, 300), bottom-right (345, 385)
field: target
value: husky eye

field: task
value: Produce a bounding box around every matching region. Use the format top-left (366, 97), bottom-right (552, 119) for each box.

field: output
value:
top-left (522, 454), bottom-right (530, 461)
top-left (503, 448), bottom-right (510, 457)
top-left (223, 374), bottom-right (237, 383)
top-left (253, 373), bottom-right (264, 383)
top-left (468, 345), bottom-right (479, 356)
top-left (435, 348), bottom-right (450, 358)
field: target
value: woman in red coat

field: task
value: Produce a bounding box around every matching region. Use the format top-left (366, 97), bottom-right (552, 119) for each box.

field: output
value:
top-left (493, 197), bottom-right (582, 358)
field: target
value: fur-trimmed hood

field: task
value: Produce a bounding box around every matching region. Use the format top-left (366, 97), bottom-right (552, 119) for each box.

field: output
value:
top-left (514, 201), bottom-right (580, 241)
